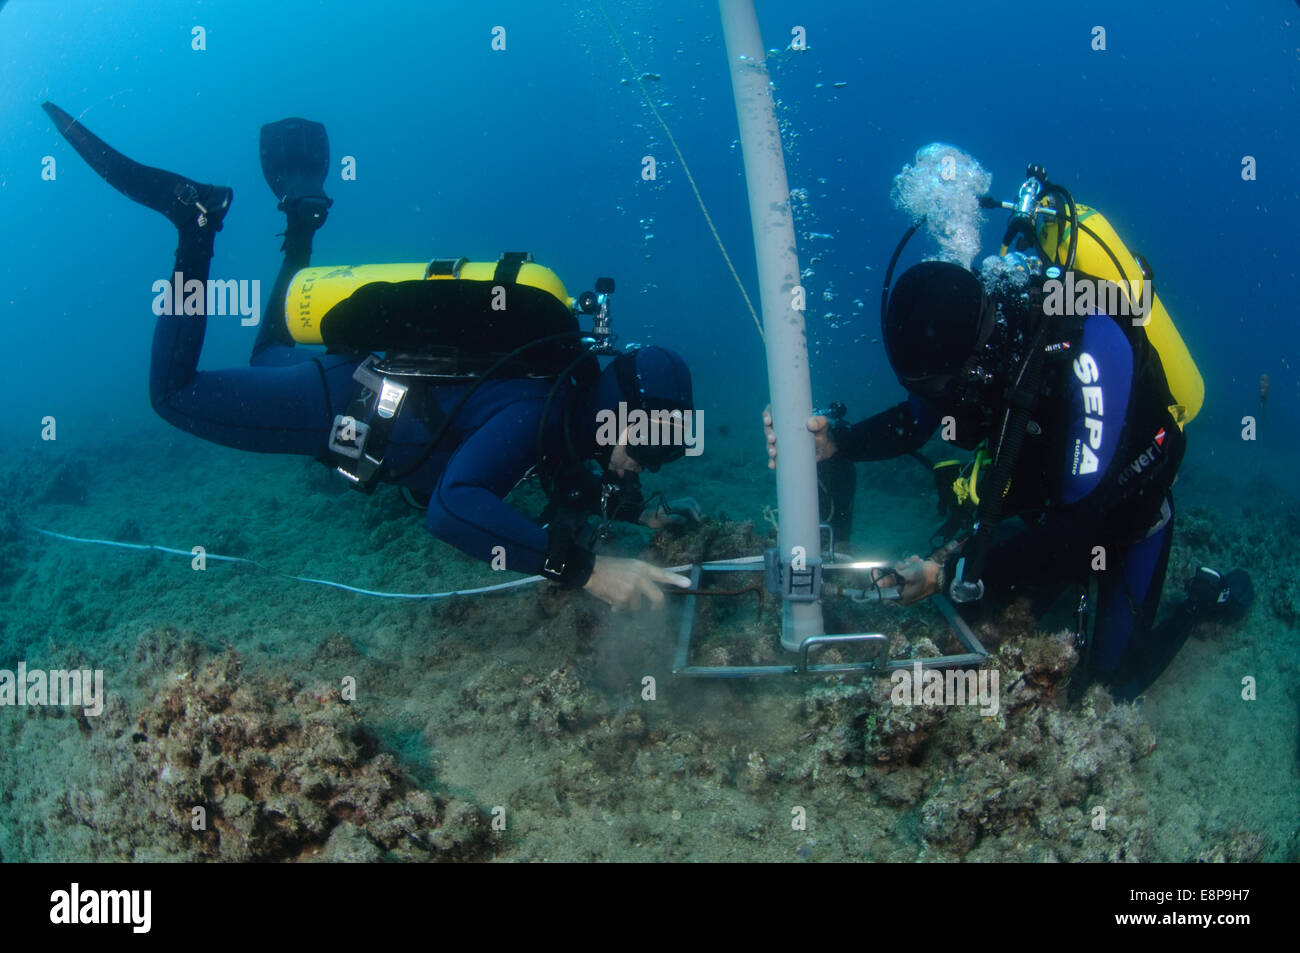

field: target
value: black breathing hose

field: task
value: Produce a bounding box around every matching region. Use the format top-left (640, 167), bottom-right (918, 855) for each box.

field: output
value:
top-left (535, 347), bottom-right (606, 479)
top-left (880, 221), bottom-right (924, 328)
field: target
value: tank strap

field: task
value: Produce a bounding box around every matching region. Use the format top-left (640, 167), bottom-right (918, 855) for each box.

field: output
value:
top-left (494, 251), bottom-right (531, 285)
top-left (424, 257), bottom-right (468, 278)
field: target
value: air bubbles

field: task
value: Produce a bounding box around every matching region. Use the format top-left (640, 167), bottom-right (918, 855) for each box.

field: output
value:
top-left (890, 143), bottom-right (992, 268)
top-left (980, 251), bottom-right (1033, 297)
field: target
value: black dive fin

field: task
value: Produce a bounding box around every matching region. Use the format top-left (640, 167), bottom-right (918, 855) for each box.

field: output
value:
top-left (41, 100), bottom-right (230, 230)
top-left (259, 117), bottom-right (331, 205)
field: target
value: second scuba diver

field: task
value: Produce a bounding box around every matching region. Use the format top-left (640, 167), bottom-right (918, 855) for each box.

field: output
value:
top-left (42, 103), bottom-right (699, 610)
top-left (765, 166), bottom-right (1252, 699)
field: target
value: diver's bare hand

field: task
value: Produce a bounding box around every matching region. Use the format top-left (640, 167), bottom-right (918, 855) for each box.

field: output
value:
top-left (763, 405), bottom-right (838, 470)
top-left (807, 415), bottom-right (838, 462)
top-left (891, 555), bottom-right (942, 605)
top-left (584, 556), bottom-right (691, 610)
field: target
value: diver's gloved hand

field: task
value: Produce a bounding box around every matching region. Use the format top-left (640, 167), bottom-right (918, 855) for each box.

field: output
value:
top-left (584, 557), bottom-right (690, 610)
top-left (763, 405), bottom-right (839, 470)
top-left (640, 497), bottom-right (702, 530)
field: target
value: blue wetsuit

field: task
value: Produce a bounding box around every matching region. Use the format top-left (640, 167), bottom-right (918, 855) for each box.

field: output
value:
top-left (152, 233), bottom-right (646, 585)
top-left (834, 313), bottom-right (1185, 693)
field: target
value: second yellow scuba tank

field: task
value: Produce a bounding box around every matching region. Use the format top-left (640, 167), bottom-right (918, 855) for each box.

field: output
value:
top-left (1036, 204), bottom-right (1203, 428)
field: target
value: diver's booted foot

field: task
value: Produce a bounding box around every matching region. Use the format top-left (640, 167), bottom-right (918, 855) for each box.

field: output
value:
top-left (277, 193), bottom-right (330, 259)
top-left (42, 101), bottom-right (232, 234)
top-left (1218, 568), bottom-right (1253, 622)
top-left (282, 194), bottom-right (332, 232)
top-left (173, 182), bottom-right (233, 234)
top-left (1187, 566), bottom-right (1253, 622)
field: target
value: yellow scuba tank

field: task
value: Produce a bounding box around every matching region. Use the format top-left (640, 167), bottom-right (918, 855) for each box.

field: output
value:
top-left (286, 257), bottom-right (574, 346)
top-left (1036, 204), bottom-right (1203, 428)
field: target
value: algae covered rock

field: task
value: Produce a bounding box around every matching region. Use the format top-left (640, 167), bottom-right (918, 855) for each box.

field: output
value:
top-left (67, 645), bottom-right (496, 862)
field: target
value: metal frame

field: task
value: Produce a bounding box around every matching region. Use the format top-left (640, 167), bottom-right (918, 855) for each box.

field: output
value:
top-left (672, 561), bottom-right (990, 679)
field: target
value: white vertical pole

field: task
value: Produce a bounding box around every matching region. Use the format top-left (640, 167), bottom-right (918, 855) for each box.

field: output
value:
top-left (718, 0), bottom-right (824, 648)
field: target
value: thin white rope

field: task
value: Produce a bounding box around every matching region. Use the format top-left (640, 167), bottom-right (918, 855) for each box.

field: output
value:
top-left (28, 525), bottom-right (765, 600)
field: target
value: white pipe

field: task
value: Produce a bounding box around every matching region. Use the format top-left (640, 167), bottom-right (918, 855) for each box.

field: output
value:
top-left (718, 0), bottom-right (824, 648)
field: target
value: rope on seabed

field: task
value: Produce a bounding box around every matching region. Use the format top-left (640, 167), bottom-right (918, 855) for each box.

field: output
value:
top-left (27, 525), bottom-right (764, 601)
top-left (595, 0), bottom-right (765, 344)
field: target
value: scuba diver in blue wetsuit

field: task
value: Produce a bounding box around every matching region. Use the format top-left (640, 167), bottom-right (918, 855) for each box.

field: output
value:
top-left (765, 165), bottom-right (1253, 700)
top-left (42, 103), bottom-right (700, 610)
